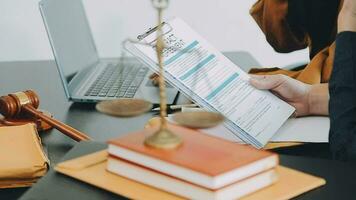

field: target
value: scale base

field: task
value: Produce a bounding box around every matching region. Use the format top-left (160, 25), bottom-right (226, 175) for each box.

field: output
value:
top-left (144, 127), bottom-right (182, 149)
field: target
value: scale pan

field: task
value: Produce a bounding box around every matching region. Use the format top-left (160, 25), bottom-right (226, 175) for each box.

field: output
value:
top-left (173, 111), bottom-right (224, 129)
top-left (96, 99), bottom-right (152, 117)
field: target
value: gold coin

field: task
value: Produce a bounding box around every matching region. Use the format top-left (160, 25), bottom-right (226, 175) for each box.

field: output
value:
top-left (172, 111), bottom-right (224, 129)
top-left (96, 99), bottom-right (153, 117)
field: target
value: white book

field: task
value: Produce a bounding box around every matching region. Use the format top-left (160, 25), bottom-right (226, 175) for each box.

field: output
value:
top-left (125, 17), bottom-right (295, 148)
top-left (107, 157), bottom-right (278, 200)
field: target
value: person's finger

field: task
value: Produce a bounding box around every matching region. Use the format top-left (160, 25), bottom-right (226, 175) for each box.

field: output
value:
top-left (249, 75), bottom-right (285, 90)
top-left (249, 74), bottom-right (266, 80)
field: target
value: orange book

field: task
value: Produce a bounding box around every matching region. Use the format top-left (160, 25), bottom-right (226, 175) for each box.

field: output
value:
top-left (108, 124), bottom-right (278, 189)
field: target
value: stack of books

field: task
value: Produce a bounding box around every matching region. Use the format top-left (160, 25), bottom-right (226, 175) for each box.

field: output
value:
top-left (107, 125), bottom-right (279, 200)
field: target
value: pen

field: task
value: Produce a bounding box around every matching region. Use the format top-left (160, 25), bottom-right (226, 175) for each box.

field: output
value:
top-left (152, 104), bottom-right (198, 111)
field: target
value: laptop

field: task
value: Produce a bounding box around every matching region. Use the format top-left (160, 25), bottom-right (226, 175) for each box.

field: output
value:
top-left (39, 0), bottom-right (178, 104)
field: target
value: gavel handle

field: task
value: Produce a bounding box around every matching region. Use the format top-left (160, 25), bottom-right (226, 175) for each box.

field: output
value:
top-left (23, 105), bottom-right (92, 142)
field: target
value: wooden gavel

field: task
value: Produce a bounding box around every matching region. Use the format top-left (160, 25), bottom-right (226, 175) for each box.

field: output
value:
top-left (0, 90), bottom-right (91, 142)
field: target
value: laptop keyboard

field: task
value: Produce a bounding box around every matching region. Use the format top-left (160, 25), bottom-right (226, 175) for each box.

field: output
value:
top-left (84, 63), bottom-right (148, 98)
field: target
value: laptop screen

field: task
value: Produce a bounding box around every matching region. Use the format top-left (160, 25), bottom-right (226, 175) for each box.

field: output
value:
top-left (39, 0), bottom-right (99, 93)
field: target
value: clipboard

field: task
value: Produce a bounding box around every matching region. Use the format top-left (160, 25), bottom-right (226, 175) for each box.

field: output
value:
top-left (55, 150), bottom-right (325, 200)
top-left (124, 17), bottom-right (296, 149)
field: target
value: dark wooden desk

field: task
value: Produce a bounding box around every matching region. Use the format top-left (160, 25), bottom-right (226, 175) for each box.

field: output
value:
top-left (0, 53), bottom-right (354, 199)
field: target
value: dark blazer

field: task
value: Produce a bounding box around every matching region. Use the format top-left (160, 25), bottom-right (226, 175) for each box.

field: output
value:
top-left (329, 32), bottom-right (356, 160)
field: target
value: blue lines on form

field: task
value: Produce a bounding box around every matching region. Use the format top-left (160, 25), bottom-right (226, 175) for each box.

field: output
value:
top-left (206, 73), bottom-right (239, 101)
top-left (179, 54), bottom-right (216, 81)
top-left (164, 40), bottom-right (199, 65)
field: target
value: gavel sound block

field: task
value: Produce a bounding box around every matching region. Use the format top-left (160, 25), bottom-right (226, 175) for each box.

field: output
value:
top-left (0, 90), bottom-right (91, 142)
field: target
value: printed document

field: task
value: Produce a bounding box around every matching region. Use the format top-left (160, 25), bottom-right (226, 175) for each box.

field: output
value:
top-left (125, 18), bottom-right (295, 148)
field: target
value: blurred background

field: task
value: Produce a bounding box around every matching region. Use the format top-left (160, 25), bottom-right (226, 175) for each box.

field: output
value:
top-left (0, 0), bottom-right (309, 68)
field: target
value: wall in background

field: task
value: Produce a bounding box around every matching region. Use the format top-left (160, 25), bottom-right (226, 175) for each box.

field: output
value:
top-left (0, 0), bottom-right (309, 68)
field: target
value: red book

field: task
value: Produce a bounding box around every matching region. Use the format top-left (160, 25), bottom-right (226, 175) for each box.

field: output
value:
top-left (107, 124), bottom-right (278, 189)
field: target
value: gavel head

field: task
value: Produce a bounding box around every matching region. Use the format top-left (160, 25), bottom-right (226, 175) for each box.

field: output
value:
top-left (0, 90), bottom-right (39, 118)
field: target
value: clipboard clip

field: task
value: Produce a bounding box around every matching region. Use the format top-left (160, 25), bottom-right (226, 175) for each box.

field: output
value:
top-left (137, 22), bottom-right (173, 44)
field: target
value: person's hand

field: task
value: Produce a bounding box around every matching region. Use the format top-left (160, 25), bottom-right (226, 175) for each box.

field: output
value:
top-left (338, 0), bottom-right (356, 33)
top-left (249, 74), bottom-right (312, 117)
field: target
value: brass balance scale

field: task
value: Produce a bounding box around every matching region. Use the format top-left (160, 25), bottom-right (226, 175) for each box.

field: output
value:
top-left (96, 0), bottom-right (224, 149)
